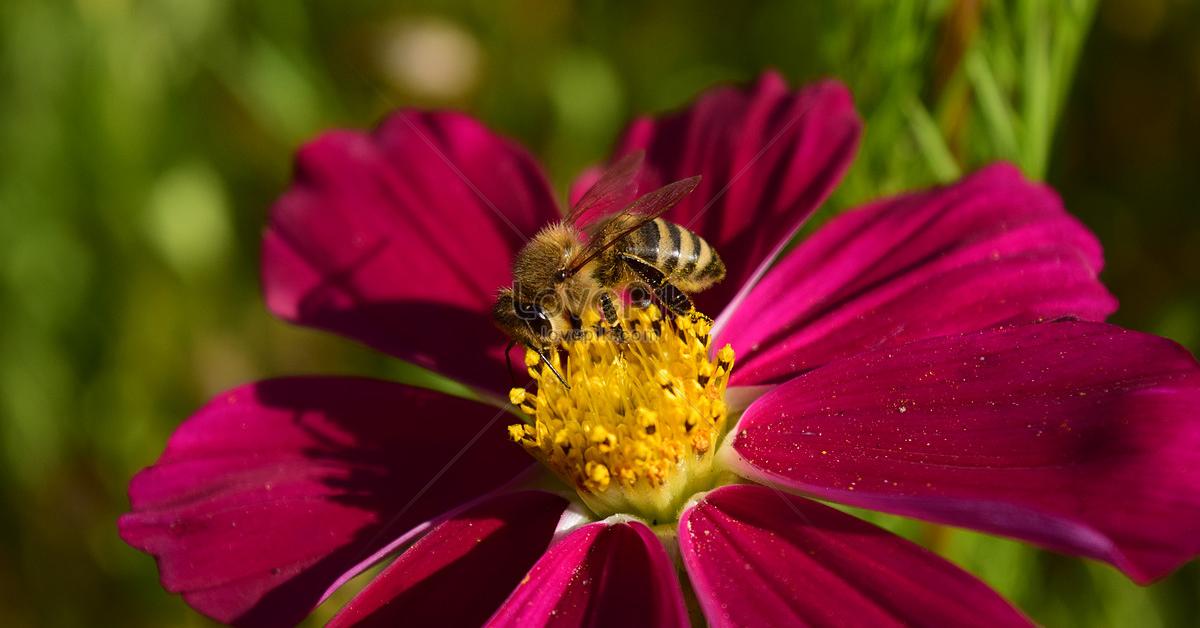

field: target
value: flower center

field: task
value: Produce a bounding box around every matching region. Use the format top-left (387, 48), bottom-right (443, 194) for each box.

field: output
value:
top-left (508, 305), bottom-right (736, 522)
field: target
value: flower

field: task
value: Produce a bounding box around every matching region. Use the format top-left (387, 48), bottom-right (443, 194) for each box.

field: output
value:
top-left (119, 72), bottom-right (1200, 626)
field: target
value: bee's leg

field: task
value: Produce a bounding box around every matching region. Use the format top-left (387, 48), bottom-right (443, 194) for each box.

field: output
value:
top-left (653, 279), bottom-right (697, 319)
top-left (600, 292), bottom-right (619, 324)
top-left (619, 253), bottom-right (697, 319)
top-left (599, 292), bottom-right (626, 343)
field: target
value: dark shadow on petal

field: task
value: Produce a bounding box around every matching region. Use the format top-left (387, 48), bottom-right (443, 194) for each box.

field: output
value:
top-left (243, 379), bottom-right (528, 626)
top-left (298, 300), bottom-right (514, 392)
top-left (291, 236), bottom-right (392, 318)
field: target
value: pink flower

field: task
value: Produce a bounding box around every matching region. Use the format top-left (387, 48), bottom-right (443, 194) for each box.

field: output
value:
top-left (119, 72), bottom-right (1200, 627)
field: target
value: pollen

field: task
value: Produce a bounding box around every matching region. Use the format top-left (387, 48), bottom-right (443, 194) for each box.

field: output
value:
top-left (508, 304), bottom-right (735, 521)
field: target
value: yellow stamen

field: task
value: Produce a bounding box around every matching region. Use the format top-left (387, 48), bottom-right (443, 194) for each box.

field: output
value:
top-left (508, 304), bottom-right (736, 521)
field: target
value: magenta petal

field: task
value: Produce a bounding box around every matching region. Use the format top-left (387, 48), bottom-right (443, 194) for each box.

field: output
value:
top-left (680, 485), bottom-right (1029, 627)
top-left (118, 377), bottom-right (530, 626)
top-left (727, 321), bottom-right (1200, 583)
top-left (719, 163), bottom-right (1118, 387)
top-left (328, 491), bottom-right (567, 627)
top-left (598, 71), bottom-right (861, 315)
top-left (487, 520), bottom-right (688, 627)
top-left (263, 111), bottom-right (560, 393)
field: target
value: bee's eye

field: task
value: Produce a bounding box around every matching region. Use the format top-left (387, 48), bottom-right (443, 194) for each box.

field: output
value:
top-left (528, 316), bottom-right (552, 338)
top-left (554, 269), bottom-right (569, 283)
top-left (514, 301), bottom-right (552, 338)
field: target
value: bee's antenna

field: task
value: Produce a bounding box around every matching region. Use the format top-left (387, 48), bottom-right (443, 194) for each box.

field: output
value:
top-left (504, 340), bottom-right (518, 388)
top-left (536, 348), bottom-right (569, 389)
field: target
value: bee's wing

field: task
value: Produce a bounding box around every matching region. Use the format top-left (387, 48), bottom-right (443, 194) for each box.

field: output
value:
top-left (564, 151), bottom-right (645, 233)
top-left (563, 175), bottom-right (701, 278)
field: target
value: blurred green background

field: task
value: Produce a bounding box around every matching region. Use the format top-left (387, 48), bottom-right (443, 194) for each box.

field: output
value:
top-left (1, 0), bottom-right (1197, 625)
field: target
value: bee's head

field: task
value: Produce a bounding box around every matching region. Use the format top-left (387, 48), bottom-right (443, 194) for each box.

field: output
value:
top-left (493, 287), bottom-right (560, 348)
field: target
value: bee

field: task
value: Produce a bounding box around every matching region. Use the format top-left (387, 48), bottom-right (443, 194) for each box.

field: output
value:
top-left (493, 152), bottom-right (726, 382)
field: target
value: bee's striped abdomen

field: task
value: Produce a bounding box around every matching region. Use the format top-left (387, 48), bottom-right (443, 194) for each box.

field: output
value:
top-left (626, 218), bottom-right (725, 293)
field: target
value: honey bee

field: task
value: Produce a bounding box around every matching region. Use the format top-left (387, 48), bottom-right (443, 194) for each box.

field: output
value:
top-left (493, 152), bottom-right (726, 382)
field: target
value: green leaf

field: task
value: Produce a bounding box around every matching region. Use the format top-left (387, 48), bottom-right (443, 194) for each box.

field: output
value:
top-left (903, 95), bottom-right (961, 182)
top-left (965, 48), bottom-right (1020, 161)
